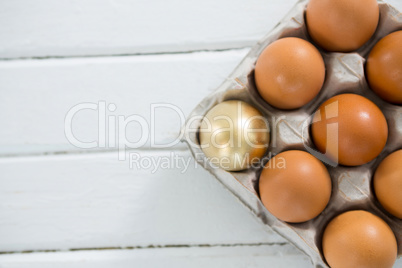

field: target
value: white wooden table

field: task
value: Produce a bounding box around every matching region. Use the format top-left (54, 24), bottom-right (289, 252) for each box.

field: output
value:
top-left (0, 0), bottom-right (401, 267)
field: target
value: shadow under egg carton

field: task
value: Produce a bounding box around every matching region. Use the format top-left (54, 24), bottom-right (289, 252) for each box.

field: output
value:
top-left (181, 0), bottom-right (402, 266)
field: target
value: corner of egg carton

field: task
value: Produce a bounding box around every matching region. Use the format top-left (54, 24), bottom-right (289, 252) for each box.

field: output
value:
top-left (182, 0), bottom-right (402, 266)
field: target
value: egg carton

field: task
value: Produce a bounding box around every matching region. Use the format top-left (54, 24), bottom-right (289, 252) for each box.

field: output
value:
top-left (181, 0), bottom-right (402, 267)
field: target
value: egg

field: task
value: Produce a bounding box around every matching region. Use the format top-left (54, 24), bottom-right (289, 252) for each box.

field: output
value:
top-left (311, 94), bottom-right (388, 166)
top-left (374, 150), bottom-right (402, 219)
top-left (366, 31), bottom-right (402, 104)
top-left (259, 150), bottom-right (331, 223)
top-left (306, 0), bottom-right (379, 52)
top-left (322, 210), bottom-right (397, 268)
top-left (254, 37), bottom-right (325, 110)
top-left (199, 100), bottom-right (269, 171)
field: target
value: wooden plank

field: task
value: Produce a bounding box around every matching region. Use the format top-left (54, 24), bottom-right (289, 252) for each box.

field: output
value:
top-left (0, 49), bottom-right (248, 156)
top-left (1, 0), bottom-right (400, 59)
top-left (0, 0), bottom-right (299, 59)
top-left (0, 150), bottom-right (284, 252)
top-left (0, 245), bottom-right (313, 268)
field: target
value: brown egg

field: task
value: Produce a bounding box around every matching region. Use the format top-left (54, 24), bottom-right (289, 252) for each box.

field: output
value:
top-left (306, 0), bottom-right (379, 52)
top-left (254, 37), bottom-right (325, 110)
top-left (323, 210), bottom-right (397, 268)
top-left (311, 94), bottom-right (388, 166)
top-left (374, 150), bottom-right (402, 219)
top-left (366, 31), bottom-right (402, 104)
top-left (199, 100), bottom-right (269, 171)
top-left (259, 150), bottom-right (331, 223)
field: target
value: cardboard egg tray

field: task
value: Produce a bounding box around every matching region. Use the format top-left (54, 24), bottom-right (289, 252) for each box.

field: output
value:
top-left (181, 0), bottom-right (402, 266)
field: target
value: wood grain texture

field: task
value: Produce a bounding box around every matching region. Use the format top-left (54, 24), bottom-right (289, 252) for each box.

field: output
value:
top-left (0, 150), bottom-right (284, 252)
top-left (0, 49), bottom-right (248, 156)
top-left (1, 246), bottom-right (402, 267)
top-left (1, 0), bottom-right (400, 59)
top-left (0, 0), bottom-right (299, 59)
top-left (0, 245), bottom-right (313, 268)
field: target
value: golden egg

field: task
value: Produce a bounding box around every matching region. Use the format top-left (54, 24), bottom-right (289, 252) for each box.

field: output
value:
top-left (306, 0), bottom-right (379, 52)
top-left (254, 37), bottom-right (325, 110)
top-left (323, 210), bottom-right (397, 268)
top-left (374, 150), bottom-right (402, 219)
top-left (366, 31), bottom-right (402, 104)
top-left (199, 100), bottom-right (269, 171)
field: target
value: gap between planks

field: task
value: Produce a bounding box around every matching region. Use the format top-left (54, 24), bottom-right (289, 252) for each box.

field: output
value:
top-left (0, 242), bottom-right (289, 255)
top-left (0, 146), bottom-right (190, 159)
top-left (0, 47), bottom-right (251, 62)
